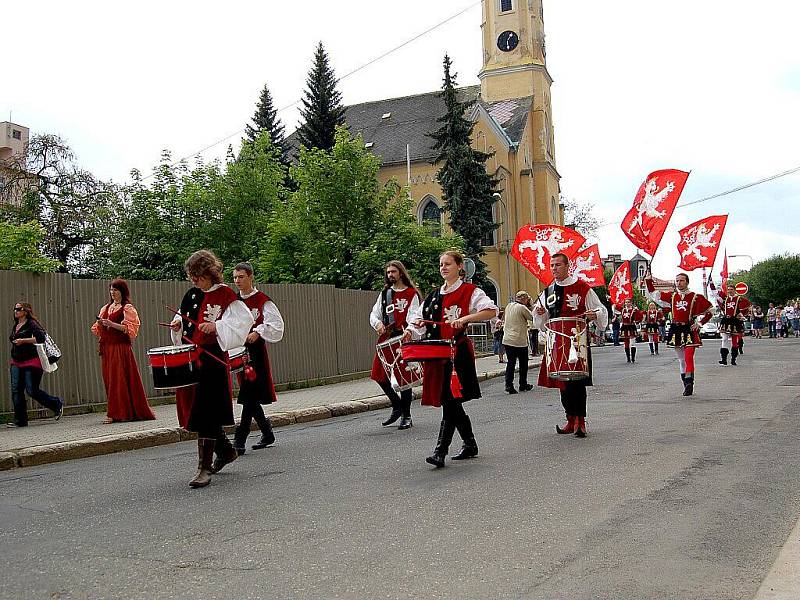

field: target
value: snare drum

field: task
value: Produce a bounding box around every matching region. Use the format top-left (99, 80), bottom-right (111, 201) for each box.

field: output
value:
top-left (400, 339), bottom-right (454, 362)
top-left (376, 335), bottom-right (422, 391)
top-left (227, 346), bottom-right (249, 373)
top-left (544, 317), bottom-right (589, 381)
top-left (148, 344), bottom-right (201, 389)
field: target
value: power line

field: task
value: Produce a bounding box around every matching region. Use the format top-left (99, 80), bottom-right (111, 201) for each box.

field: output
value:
top-left (140, 1), bottom-right (480, 181)
top-left (595, 164), bottom-right (800, 229)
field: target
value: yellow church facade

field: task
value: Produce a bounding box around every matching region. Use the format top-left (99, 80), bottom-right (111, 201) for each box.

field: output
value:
top-left (347, 0), bottom-right (562, 304)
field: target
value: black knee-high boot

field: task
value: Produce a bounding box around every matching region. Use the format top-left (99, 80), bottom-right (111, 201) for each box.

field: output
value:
top-left (649, 342), bottom-right (654, 355)
top-left (631, 346), bottom-right (637, 363)
top-left (452, 413), bottom-right (478, 460)
top-left (654, 341), bottom-right (659, 355)
top-left (426, 419), bottom-right (456, 468)
top-left (731, 347), bottom-right (738, 365)
top-left (397, 390), bottom-right (413, 430)
top-left (719, 348), bottom-right (729, 365)
top-left (625, 347), bottom-right (631, 363)
top-left (379, 381), bottom-right (402, 426)
top-left (683, 374), bottom-right (694, 396)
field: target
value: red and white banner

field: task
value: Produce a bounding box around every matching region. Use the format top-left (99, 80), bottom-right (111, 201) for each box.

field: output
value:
top-left (569, 243), bottom-right (605, 287)
top-left (621, 169), bottom-right (690, 256)
top-left (677, 214), bottom-right (728, 271)
top-left (510, 224), bottom-right (585, 286)
top-left (608, 261), bottom-right (633, 305)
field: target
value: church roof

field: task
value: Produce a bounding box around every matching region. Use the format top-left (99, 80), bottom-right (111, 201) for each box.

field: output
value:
top-left (286, 85), bottom-right (533, 166)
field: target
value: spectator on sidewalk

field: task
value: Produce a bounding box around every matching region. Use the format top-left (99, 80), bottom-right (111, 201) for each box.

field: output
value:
top-left (752, 305), bottom-right (764, 339)
top-left (792, 302), bottom-right (800, 337)
top-left (8, 302), bottom-right (64, 427)
top-left (611, 315), bottom-right (621, 346)
top-left (767, 303), bottom-right (777, 338)
top-left (91, 279), bottom-right (156, 424)
top-left (775, 306), bottom-right (784, 338)
top-left (779, 305), bottom-right (789, 338)
top-left (492, 310), bottom-right (505, 363)
top-left (502, 291), bottom-right (534, 394)
top-left (528, 323), bottom-right (540, 356)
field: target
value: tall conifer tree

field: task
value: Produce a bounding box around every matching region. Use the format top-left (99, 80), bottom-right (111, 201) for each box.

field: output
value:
top-left (296, 42), bottom-right (347, 151)
top-left (428, 55), bottom-right (498, 286)
top-left (245, 84), bottom-right (286, 156)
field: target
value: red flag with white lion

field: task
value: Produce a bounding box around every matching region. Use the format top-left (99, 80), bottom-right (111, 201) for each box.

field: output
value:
top-left (569, 244), bottom-right (605, 287)
top-left (621, 169), bottom-right (690, 256)
top-left (510, 224), bottom-right (585, 286)
top-left (608, 261), bottom-right (633, 305)
top-left (677, 215), bottom-right (728, 271)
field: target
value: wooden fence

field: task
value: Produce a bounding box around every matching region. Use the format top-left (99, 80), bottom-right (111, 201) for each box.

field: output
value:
top-left (0, 271), bottom-right (377, 416)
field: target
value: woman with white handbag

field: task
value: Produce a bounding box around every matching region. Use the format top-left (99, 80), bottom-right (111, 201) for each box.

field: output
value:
top-left (8, 302), bottom-right (64, 427)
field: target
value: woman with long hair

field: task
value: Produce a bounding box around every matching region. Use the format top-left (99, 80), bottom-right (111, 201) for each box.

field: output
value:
top-left (8, 302), bottom-right (64, 427)
top-left (91, 279), bottom-right (155, 423)
top-left (404, 251), bottom-right (498, 468)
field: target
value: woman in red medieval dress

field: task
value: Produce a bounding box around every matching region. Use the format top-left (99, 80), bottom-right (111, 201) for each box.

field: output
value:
top-left (92, 279), bottom-right (156, 424)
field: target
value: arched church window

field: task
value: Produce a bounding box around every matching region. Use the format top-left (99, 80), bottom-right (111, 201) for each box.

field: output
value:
top-left (500, 0), bottom-right (513, 13)
top-left (420, 196), bottom-right (442, 237)
top-left (483, 279), bottom-right (500, 306)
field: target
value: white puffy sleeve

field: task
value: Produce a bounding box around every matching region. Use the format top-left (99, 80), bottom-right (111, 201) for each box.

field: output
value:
top-left (532, 290), bottom-right (549, 330)
top-left (469, 287), bottom-right (499, 317)
top-left (369, 294), bottom-right (383, 331)
top-left (586, 288), bottom-right (609, 330)
top-left (405, 298), bottom-right (426, 339)
top-left (256, 301), bottom-right (284, 343)
top-left (216, 300), bottom-right (255, 351)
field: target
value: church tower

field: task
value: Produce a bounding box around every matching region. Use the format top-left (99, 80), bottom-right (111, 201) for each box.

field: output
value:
top-left (479, 0), bottom-right (550, 103)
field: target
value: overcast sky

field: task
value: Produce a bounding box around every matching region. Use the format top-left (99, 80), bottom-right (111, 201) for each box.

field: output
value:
top-left (4, 0), bottom-right (799, 285)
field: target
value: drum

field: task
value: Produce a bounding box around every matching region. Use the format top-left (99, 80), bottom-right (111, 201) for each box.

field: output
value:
top-left (148, 344), bottom-right (201, 389)
top-left (227, 346), bottom-right (249, 373)
top-left (400, 339), bottom-right (454, 362)
top-left (376, 335), bottom-right (422, 392)
top-left (544, 317), bottom-right (589, 381)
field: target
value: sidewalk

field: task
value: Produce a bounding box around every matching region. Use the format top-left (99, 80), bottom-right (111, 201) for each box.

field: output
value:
top-left (0, 354), bottom-right (540, 470)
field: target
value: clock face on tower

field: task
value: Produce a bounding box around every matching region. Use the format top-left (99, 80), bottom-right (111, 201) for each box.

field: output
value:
top-left (497, 30), bottom-right (519, 52)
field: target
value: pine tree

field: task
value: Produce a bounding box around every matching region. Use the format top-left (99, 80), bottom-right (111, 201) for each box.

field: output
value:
top-left (244, 84), bottom-right (286, 156)
top-left (428, 54), bottom-right (498, 286)
top-left (296, 42), bottom-right (347, 151)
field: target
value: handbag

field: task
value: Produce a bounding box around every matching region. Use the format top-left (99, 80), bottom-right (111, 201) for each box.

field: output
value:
top-left (43, 333), bottom-right (61, 363)
top-left (35, 343), bottom-right (59, 374)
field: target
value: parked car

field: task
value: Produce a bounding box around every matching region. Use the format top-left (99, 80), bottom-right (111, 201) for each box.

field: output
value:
top-left (700, 316), bottom-right (721, 338)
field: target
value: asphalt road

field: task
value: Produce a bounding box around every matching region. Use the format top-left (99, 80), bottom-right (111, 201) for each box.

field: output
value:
top-left (2, 338), bottom-right (800, 600)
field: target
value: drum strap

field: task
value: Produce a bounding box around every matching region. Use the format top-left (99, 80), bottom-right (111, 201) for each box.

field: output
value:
top-left (382, 288), bottom-right (395, 327)
top-left (545, 284), bottom-right (564, 319)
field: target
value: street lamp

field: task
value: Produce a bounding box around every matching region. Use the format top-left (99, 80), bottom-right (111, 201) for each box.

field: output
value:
top-left (492, 192), bottom-right (514, 304)
top-left (728, 254), bottom-right (754, 270)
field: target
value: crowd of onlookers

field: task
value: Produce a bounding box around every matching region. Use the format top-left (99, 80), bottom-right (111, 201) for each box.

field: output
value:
top-left (754, 301), bottom-right (800, 339)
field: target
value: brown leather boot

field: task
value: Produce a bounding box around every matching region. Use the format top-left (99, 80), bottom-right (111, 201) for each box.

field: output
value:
top-left (189, 438), bottom-right (215, 488)
top-left (210, 433), bottom-right (238, 474)
top-left (556, 414), bottom-right (575, 434)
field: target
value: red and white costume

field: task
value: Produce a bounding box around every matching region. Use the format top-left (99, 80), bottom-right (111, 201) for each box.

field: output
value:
top-left (613, 303), bottom-right (643, 362)
top-left (643, 307), bottom-right (665, 355)
top-left (646, 279), bottom-right (712, 395)
top-left (709, 282), bottom-right (750, 366)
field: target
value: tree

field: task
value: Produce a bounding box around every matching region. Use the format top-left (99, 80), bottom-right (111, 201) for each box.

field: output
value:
top-left (428, 54), bottom-right (498, 287)
top-left (259, 128), bottom-right (461, 290)
top-left (102, 132), bottom-right (285, 280)
top-left (562, 195), bottom-right (601, 240)
top-left (0, 221), bottom-right (61, 272)
top-left (296, 42), bottom-right (347, 151)
top-left (244, 83), bottom-right (287, 161)
top-left (2, 134), bottom-right (115, 275)
top-left (730, 254), bottom-right (800, 308)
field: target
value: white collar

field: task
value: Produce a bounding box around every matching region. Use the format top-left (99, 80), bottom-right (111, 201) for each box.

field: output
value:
top-left (204, 283), bottom-right (223, 293)
top-left (391, 285), bottom-right (408, 292)
top-left (239, 287), bottom-right (259, 299)
top-left (440, 279), bottom-right (463, 294)
top-left (553, 275), bottom-right (577, 287)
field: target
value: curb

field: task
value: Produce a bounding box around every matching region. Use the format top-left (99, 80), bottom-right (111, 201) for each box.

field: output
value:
top-left (0, 363), bottom-right (533, 471)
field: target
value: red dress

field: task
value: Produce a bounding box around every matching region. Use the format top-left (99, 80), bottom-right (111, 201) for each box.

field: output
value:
top-left (94, 304), bottom-right (155, 421)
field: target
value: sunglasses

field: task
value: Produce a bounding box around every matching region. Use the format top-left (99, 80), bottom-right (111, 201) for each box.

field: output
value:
top-left (13, 307), bottom-right (24, 312)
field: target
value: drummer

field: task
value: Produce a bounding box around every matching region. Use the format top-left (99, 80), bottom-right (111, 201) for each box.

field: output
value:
top-left (403, 251), bottom-right (498, 468)
top-left (369, 261), bottom-right (420, 430)
top-left (169, 250), bottom-right (253, 488)
top-left (533, 252), bottom-right (608, 438)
